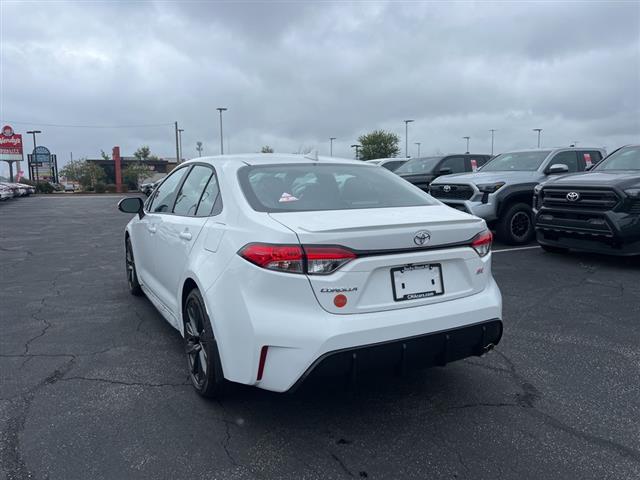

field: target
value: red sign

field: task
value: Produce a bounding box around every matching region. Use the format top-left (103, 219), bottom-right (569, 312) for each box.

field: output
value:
top-left (470, 159), bottom-right (478, 171)
top-left (0, 125), bottom-right (23, 160)
top-left (583, 153), bottom-right (592, 168)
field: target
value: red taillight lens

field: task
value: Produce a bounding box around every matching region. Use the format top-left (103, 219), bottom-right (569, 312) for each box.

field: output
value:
top-left (305, 246), bottom-right (357, 275)
top-left (238, 244), bottom-right (357, 274)
top-left (471, 230), bottom-right (493, 257)
top-left (238, 243), bottom-right (304, 273)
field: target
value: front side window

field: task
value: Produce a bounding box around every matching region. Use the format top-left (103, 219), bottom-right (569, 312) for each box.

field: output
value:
top-left (239, 163), bottom-right (436, 213)
top-left (481, 150), bottom-right (552, 172)
top-left (173, 165), bottom-right (213, 216)
top-left (594, 146), bottom-right (640, 171)
top-left (439, 156), bottom-right (466, 173)
top-left (148, 167), bottom-right (190, 213)
top-left (549, 151), bottom-right (579, 172)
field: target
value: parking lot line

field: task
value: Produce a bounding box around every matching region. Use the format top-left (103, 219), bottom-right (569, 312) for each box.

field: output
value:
top-left (493, 245), bottom-right (541, 253)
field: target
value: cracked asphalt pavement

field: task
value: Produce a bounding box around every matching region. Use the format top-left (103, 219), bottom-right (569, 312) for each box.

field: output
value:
top-left (1, 195), bottom-right (639, 479)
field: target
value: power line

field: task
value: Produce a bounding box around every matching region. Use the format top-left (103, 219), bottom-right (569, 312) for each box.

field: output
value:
top-left (0, 120), bottom-right (174, 129)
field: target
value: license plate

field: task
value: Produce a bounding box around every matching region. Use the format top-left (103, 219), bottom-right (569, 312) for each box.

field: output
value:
top-left (391, 263), bottom-right (444, 301)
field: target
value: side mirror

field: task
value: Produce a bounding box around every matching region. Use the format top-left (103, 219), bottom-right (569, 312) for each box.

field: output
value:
top-left (118, 197), bottom-right (145, 219)
top-left (438, 167), bottom-right (452, 175)
top-left (547, 163), bottom-right (569, 175)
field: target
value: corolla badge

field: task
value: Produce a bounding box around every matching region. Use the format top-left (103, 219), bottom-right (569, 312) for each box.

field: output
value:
top-left (566, 191), bottom-right (580, 202)
top-left (443, 185), bottom-right (452, 193)
top-left (414, 230), bottom-right (431, 246)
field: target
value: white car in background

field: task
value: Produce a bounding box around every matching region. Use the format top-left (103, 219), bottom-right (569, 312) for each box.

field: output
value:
top-left (0, 184), bottom-right (13, 200)
top-left (366, 157), bottom-right (408, 171)
top-left (118, 154), bottom-right (502, 397)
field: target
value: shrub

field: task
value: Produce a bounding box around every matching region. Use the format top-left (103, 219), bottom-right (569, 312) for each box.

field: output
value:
top-left (35, 182), bottom-right (55, 194)
top-left (105, 184), bottom-right (117, 193)
top-left (95, 183), bottom-right (106, 193)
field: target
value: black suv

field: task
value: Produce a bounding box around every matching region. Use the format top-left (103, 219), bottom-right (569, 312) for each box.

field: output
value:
top-left (395, 154), bottom-right (491, 191)
top-left (534, 145), bottom-right (640, 256)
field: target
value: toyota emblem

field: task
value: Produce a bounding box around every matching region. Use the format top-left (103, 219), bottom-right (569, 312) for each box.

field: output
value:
top-left (414, 231), bottom-right (431, 246)
top-left (443, 185), bottom-right (451, 193)
top-left (566, 191), bottom-right (580, 202)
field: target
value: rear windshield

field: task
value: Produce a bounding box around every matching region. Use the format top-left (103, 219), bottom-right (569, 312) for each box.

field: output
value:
top-left (594, 145), bottom-right (640, 171)
top-left (238, 163), bottom-right (436, 212)
top-left (395, 157), bottom-right (442, 174)
top-left (481, 150), bottom-right (551, 171)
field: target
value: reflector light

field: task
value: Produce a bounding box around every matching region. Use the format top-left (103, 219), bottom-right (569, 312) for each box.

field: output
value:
top-left (257, 345), bottom-right (269, 381)
top-left (334, 294), bottom-right (348, 308)
top-left (470, 230), bottom-right (493, 257)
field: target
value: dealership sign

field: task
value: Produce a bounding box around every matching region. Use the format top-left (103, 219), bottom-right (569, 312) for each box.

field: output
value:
top-left (0, 125), bottom-right (23, 161)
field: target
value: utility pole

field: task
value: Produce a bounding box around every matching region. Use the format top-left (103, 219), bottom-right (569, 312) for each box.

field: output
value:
top-left (414, 142), bottom-right (421, 158)
top-left (489, 129), bottom-right (496, 155)
top-left (26, 130), bottom-right (41, 182)
top-left (196, 141), bottom-right (203, 157)
top-left (350, 144), bottom-right (361, 160)
top-left (330, 137), bottom-right (336, 157)
top-left (533, 128), bottom-right (542, 148)
top-left (463, 136), bottom-right (470, 153)
top-left (404, 120), bottom-right (414, 158)
top-left (174, 122), bottom-right (180, 164)
top-left (217, 107), bottom-right (227, 155)
top-left (178, 128), bottom-right (184, 162)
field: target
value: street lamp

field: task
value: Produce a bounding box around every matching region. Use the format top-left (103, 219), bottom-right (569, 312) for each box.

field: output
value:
top-left (463, 136), bottom-right (470, 153)
top-left (404, 120), bottom-right (414, 158)
top-left (489, 129), bottom-right (496, 155)
top-left (350, 144), bottom-right (361, 160)
top-left (329, 137), bottom-right (336, 157)
top-left (414, 142), bottom-right (421, 158)
top-left (217, 107), bottom-right (228, 155)
top-left (533, 128), bottom-right (542, 148)
top-left (196, 141), bottom-right (203, 157)
top-left (178, 128), bottom-right (184, 162)
top-left (26, 130), bottom-right (42, 181)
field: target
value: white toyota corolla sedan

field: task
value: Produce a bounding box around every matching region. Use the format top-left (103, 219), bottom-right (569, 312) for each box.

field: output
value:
top-left (118, 154), bottom-right (502, 397)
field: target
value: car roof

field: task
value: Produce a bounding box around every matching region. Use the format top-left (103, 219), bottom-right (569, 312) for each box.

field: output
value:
top-left (495, 147), bottom-right (605, 155)
top-left (181, 153), bottom-right (367, 168)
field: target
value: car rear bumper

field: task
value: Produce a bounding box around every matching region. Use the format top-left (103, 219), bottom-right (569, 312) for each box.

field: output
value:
top-left (288, 318), bottom-right (502, 392)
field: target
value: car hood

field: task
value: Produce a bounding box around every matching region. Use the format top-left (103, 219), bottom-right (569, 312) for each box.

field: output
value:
top-left (543, 171), bottom-right (640, 189)
top-left (431, 170), bottom-right (543, 185)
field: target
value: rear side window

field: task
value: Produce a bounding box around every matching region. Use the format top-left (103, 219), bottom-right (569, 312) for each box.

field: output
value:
top-left (148, 167), bottom-right (190, 213)
top-left (173, 165), bottom-right (213, 216)
top-left (580, 151), bottom-right (602, 169)
top-left (239, 163), bottom-right (436, 212)
top-left (549, 151), bottom-right (579, 172)
top-left (196, 173), bottom-right (221, 216)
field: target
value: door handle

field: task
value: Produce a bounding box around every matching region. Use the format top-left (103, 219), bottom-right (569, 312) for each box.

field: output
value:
top-left (147, 225), bottom-right (157, 234)
top-left (179, 231), bottom-right (192, 241)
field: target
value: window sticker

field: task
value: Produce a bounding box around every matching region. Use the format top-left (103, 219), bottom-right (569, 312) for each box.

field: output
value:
top-left (279, 192), bottom-right (299, 203)
top-left (470, 159), bottom-right (478, 171)
top-left (584, 153), bottom-right (592, 168)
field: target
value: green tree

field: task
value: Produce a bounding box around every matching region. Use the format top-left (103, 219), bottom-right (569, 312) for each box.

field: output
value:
top-left (133, 145), bottom-right (159, 162)
top-left (261, 145), bottom-right (274, 153)
top-left (357, 130), bottom-right (400, 160)
top-left (100, 149), bottom-right (111, 161)
top-left (59, 159), bottom-right (105, 190)
top-left (123, 162), bottom-right (152, 189)
top-left (59, 159), bottom-right (86, 183)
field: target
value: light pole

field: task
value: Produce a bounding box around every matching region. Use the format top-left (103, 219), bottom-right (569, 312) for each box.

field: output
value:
top-left (533, 128), bottom-right (542, 148)
top-left (463, 136), bottom-right (470, 153)
top-left (404, 119), bottom-right (414, 158)
top-left (329, 137), bottom-right (336, 157)
top-left (350, 144), bottom-right (361, 160)
top-left (196, 141), bottom-right (203, 157)
top-left (217, 107), bottom-right (228, 155)
top-left (414, 142), bottom-right (421, 158)
top-left (26, 130), bottom-right (42, 182)
top-left (178, 128), bottom-right (184, 162)
top-left (489, 129), bottom-right (496, 155)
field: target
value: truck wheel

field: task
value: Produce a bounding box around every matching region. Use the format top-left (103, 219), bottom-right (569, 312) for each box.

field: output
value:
top-left (497, 203), bottom-right (535, 245)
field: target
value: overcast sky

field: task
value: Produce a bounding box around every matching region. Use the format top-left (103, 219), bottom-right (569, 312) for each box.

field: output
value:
top-left (1, 0), bottom-right (639, 176)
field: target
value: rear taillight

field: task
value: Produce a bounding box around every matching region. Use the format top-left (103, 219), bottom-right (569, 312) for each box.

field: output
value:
top-left (239, 243), bottom-right (357, 275)
top-left (238, 244), bottom-right (304, 273)
top-left (471, 230), bottom-right (493, 257)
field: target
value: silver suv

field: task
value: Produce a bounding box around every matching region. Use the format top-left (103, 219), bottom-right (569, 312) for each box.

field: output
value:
top-left (429, 147), bottom-right (606, 244)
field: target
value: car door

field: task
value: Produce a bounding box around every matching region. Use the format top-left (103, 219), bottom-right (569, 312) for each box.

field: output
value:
top-left (142, 165), bottom-right (192, 301)
top-left (152, 164), bottom-right (218, 322)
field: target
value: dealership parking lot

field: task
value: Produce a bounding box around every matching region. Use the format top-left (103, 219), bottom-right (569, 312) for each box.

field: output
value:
top-left (1, 196), bottom-right (639, 480)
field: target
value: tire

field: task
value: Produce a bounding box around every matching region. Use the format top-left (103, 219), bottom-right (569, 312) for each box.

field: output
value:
top-left (496, 203), bottom-right (535, 245)
top-left (125, 237), bottom-right (143, 296)
top-left (183, 288), bottom-right (225, 398)
top-left (540, 244), bottom-right (568, 254)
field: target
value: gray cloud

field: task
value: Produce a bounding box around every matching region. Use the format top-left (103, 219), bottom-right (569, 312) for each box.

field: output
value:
top-left (1, 0), bottom-right (638, 177)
